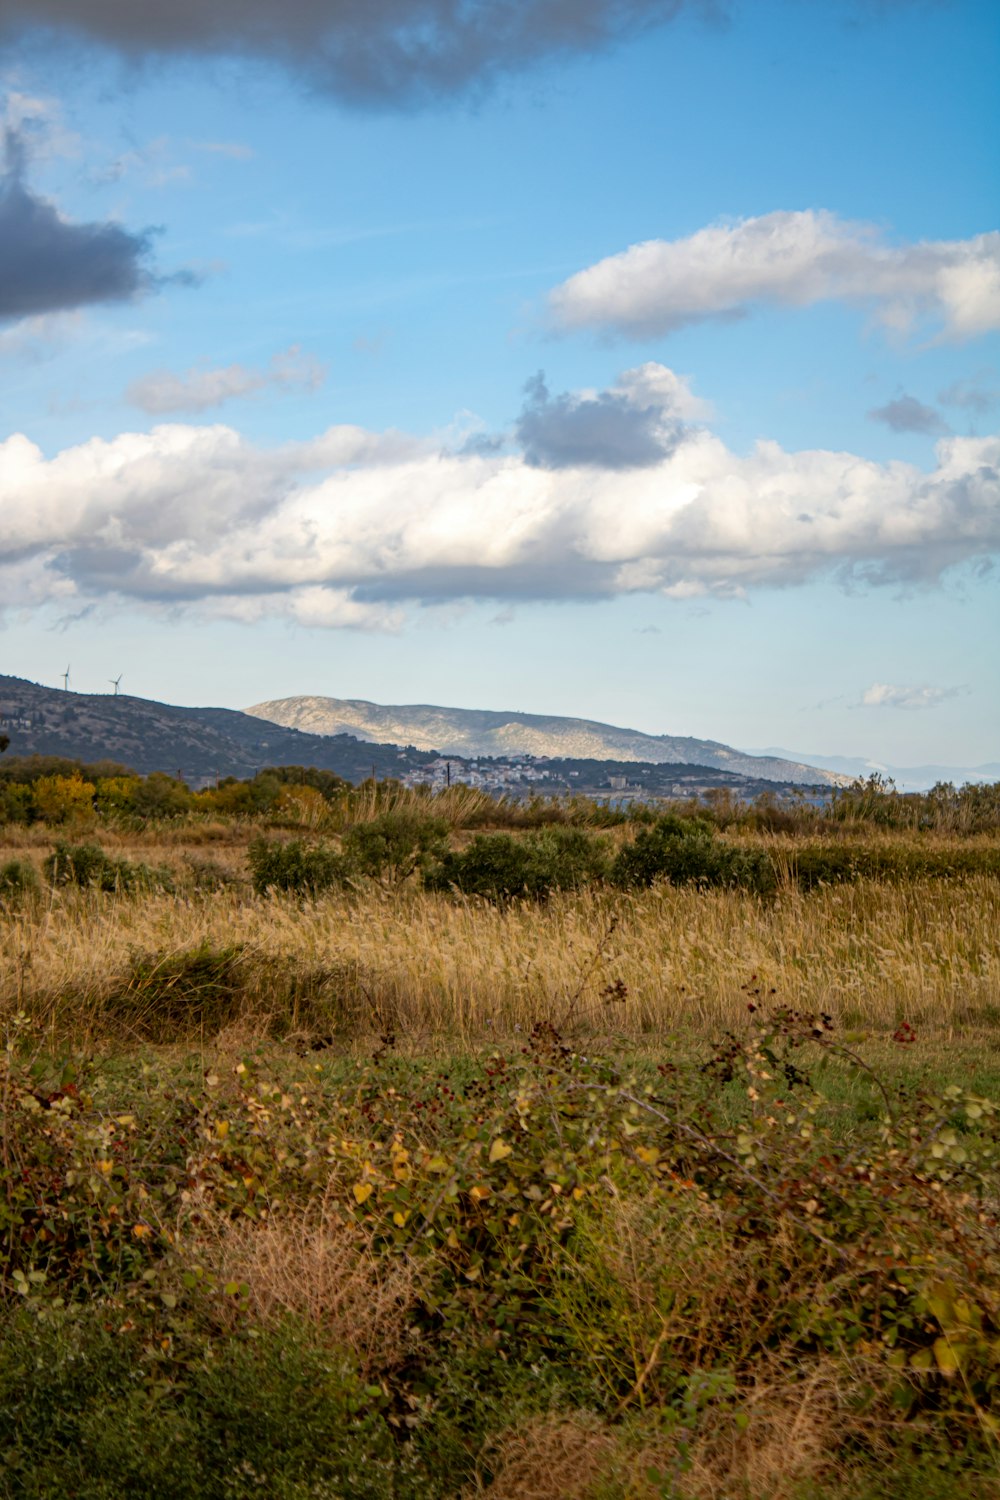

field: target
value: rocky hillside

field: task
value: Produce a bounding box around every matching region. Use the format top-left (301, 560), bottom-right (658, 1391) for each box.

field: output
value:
top-left (0, 676), bottom-right (433, 784)
top-left (247, 695), bottom-right (848, 787)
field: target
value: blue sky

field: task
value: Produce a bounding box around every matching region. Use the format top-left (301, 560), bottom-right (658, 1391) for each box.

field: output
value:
top-left (0, 0), bottom-right (997, 768)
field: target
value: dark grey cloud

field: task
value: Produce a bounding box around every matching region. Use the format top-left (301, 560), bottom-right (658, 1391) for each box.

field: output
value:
top-left (867, 394), bottom-right (950, 436)
top-left (0, 130), bottom-right (177, 322)
top-left (516, 371), bottom-right (685, 469)
top-left (0, 0), bottom-right (717, 106)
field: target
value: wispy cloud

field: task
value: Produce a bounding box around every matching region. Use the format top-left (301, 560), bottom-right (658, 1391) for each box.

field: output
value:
top-left (939, 371), bottom-right (999, 417)
top-left (192, 140), bottom-right (254, 160)
top-left (861, 682), bottom-right (964, 711)
top-left (125, 345), bottom-right (327, 414)
top-left (548, 211), bottom-right (1000, 342)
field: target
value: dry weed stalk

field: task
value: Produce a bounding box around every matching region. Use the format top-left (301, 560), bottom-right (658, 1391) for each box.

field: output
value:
top-left (203, 1196), bottom-right (418, 1379)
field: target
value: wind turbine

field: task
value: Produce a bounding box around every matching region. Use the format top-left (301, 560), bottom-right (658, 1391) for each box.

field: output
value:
top-left (110, 674), bottom-right (123, 696)
top-left (62, 666), bottom-right (70, 691)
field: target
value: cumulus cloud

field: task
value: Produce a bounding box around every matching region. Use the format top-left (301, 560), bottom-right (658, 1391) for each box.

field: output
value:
top-left (0, 363), bottom-right (997, 627)
top-left (548, 210), bottom-right (1000, 342)
top-left (516, 363), bottom-right (708, 469)
top-left (868, 395), bottom-right (949, 435)
top-left (0, 0), bottom-right (714, 107)
top-left (861, 683), bottom-right (963, 711)
top-left (126, 345), bottom-right (327, 414)
top-left (0, 129), bottom-right (185, 322)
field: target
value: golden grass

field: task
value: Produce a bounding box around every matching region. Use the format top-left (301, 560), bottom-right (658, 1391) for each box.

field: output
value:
top-left (3, 854), bottom-right (998, 1044)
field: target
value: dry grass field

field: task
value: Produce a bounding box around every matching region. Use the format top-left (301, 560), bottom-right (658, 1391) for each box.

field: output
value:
top-left (3, 828), bottom-right (997, 1049)
top-left (3, 808), bottom-right (1000, 1499)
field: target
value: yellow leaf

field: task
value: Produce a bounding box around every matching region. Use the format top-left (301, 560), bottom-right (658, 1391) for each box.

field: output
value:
top-left (489, 1138), bottom-right (513, 1164)
top-left (470, 1184), bottom-right (491, 1201)
top-left (353, 1182), bottom-right (374, 1205)
top-left (933, 1337), bottom-right (962, 1375)
top-left (634, 1146), bottom-right (658, 1166)
top-left (393, 1211), bottom-right (408, 1227)
top-left (215, 1120), bottom-right (229, 1140)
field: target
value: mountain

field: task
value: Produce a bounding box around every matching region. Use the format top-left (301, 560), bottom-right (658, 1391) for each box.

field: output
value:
top-left (0, 675), bottom-right (434, 784)
top-left (743, 747), bottom-right (1000, 794)
top-left (246, 695), bottom-right (848, 787)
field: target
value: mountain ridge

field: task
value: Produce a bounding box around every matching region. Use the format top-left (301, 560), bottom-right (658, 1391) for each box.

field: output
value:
top-left (246, 695), bottom-right (849, 788)
top-left (0, 675), bottom-right (434, 783)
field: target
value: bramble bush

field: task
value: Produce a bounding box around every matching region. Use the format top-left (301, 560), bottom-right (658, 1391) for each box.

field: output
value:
top-left (3, 1006), bottom-right (997, 1486)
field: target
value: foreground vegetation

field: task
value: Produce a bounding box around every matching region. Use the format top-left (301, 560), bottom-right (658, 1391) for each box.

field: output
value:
top-left (2, 766), bottom-right (999, 1496)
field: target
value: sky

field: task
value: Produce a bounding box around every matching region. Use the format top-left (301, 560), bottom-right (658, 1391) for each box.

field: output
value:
top-left (0, 0), bottom-right (997, 769)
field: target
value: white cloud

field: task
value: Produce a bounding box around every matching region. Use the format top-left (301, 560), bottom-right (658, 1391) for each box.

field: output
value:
top-left (861, 683), bottom-right (963, 711)
top-left (125, 344), bottom-right (327, 414)
top-left (1, 363), bottom-right (998, 628)
top-left (548, 211), bottom-right (1000, 341)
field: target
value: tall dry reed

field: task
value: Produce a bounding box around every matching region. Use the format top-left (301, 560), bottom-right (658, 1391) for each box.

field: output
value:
top-left (3, 872), bottom-right (997, 1045)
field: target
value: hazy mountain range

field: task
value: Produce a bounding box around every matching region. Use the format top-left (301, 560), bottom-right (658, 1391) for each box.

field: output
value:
top-left (246, 696), bottom-right (850, 788)
top-left (743, 748), bottom-right (1000, 795)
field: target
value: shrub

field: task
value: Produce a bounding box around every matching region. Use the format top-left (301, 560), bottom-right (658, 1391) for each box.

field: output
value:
top-left (31, 772), bottom-right (96, 825)
top-left (248, 836), bottom-right (348, 896)
top-left (0, 859), bottom-right (40, 904)
top-left (425, 826), bottom-right (609, 901)
top-left (344, 811), bottom-right (450, 885)
top-left (0, 1309), bottom-right (394, 1500)
top-left (610, 815), bottom-right (777, 895)
top-left (43, 841), bottom-right (168, 895)
top-left (128, 771), bottom-right (193, 819)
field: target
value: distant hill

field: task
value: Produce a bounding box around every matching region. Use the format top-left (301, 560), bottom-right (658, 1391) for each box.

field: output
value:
top-left (246, 695), bottom-right (847, 788)
top-left (743, 747), bottom-right (1000, 794)
top-left (0, 675), bottom-right (434, 784)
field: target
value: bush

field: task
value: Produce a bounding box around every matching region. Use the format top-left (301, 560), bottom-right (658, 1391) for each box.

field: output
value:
top-left (31, 772), bottom-right (96, 825)
top-left (43, 841), bottom-right (168, 895)
top-left (0, 859), bottom-right (40, 904)
top-left (425, 826), bottom-right (609, 901)
top-left (344, 811), bottom-right (450, 885)
top-left (248, 836), bottom-right (348, 897)
top-left (0, 1309), bottom-right (394, 1500)
top-left (610, 815), bottom-right (777, 895)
